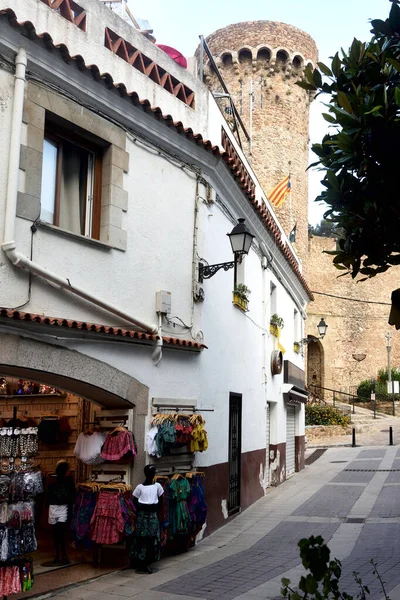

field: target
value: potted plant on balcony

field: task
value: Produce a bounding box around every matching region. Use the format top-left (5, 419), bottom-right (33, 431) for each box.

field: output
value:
top-left (233, 284), bottom-right (251, 312)
top-left (270, 313), bottom-right (284, 337)
top-left (293, 341), bottom-right (301, 354)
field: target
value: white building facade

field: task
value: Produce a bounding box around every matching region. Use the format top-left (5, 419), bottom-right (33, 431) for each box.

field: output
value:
top-left (0, 0), bottom-right (312, 537)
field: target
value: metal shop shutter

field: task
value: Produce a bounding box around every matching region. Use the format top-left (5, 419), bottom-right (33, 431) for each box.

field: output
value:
top-left (286, 405), bottom-right (296, 476)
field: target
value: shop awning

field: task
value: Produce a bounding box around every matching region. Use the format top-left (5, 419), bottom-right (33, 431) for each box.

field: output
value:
top-left (282, 384), bottom-right (308, 406)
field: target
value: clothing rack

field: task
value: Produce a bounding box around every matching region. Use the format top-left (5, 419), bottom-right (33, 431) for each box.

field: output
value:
top-left (107, 475), bottom-right (124, 483)
top-left (151, 399), bottom-right (214, 413)
top-left (151, 463), bottom-right (193, 476)
top-left (86, 416), bottom-right (128, 423)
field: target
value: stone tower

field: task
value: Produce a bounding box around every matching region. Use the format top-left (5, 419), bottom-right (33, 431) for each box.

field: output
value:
top-left (203, 21), bottom-right (318, 260)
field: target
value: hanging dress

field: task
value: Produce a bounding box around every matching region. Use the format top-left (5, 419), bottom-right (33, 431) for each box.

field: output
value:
top-left (169, 478), bottom-right (191, 539)
top-left (187, 476), bottom-right (208, 534)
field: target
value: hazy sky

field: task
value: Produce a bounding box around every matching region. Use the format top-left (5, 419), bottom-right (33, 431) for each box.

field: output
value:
top-left (132, 0), bottom-right (386, 224)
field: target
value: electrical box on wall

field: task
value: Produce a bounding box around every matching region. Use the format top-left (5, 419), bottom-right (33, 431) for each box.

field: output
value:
top-left (156, 290), bottom-right (172, 315)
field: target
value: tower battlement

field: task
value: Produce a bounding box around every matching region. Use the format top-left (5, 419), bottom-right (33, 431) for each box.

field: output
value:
top-left (202, 21), bottom-right (318, 260)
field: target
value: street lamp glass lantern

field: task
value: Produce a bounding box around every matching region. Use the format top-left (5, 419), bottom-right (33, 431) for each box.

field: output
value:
top-left (317, 318), bottom-right (328, 338)
top-left (227, 218), bottom-right (254, 256)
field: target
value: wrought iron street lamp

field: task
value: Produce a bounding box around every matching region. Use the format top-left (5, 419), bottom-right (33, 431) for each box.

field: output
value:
top-left (198, 218), bottom-right (254, 283)
top-left (316, 318), bottom-right (328, 339)
top-left (296, 318), bottom-right (328, 345)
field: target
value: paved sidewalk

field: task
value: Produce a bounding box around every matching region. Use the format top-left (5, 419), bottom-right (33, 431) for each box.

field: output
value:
top-left (50, 446), bottom-right (400, 600)
top-left (308, 416), bottom-right (400, 447)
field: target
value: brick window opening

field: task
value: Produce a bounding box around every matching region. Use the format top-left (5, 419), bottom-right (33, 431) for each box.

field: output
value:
top-left (40, 0), bottom-right (87, 31)
top-left (40, 121), bottom-right (104, 240)
top-left (104, 28), bottom-right (195, 108)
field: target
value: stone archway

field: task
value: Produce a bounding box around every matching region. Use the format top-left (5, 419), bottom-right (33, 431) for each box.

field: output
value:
top-left (307, 338), bottom-right (325, 397)
top-left (0, 333), bottom-right (149, 481)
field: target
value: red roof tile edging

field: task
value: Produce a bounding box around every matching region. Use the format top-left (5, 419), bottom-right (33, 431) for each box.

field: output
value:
top-left (0, 308), bottom-right (206, 350)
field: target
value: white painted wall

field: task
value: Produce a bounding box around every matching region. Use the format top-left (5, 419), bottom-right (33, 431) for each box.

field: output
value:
top-left (0, 2), bottom-right (309, 484)
top-left (12, 140), bottom-right (198, 328)
top-left (55, 184), bottom-right (306, 472)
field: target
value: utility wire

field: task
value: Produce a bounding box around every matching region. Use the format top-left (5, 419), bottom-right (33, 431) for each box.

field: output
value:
top-left (311, 291), bottom-right (391, 306)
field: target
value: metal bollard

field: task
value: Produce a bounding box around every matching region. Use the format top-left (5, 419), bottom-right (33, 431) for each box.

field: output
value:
top-left (352, 428), bottom-right (356, 447)
top-left (389, 426), bottom-right (393, 446)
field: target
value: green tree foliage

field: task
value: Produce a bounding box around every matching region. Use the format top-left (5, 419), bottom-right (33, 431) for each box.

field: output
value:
top-left (281, 536), bottom-right (388, 599)
top-left (305, 405), bottom-right (350, 426)
top-left (357, 367), bottom-right (400, 399)
top-left (300, 1), bottom-right (400, 280)
top-left (308, 219), bottom-right (344, 238)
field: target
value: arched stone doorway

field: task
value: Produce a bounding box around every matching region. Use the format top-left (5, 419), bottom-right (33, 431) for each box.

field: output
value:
top-left (307, 338), bottom-right (325, 397)
top-left (0, 333), bottom-right (149, 480)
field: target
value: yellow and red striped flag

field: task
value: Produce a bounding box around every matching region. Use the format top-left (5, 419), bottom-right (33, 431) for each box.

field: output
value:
top-left (268, 174), bottom-right (291, 208)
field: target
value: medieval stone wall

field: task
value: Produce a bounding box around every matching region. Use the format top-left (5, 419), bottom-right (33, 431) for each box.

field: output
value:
top-left (306, 235), bottom-right (400, 393)
top-left (203, 21), bottom-right (318, 260)
top-left (203, 20), bottom-right (400, 397)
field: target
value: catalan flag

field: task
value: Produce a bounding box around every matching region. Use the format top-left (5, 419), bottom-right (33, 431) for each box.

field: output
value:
top-left (268, 174), bottom-right (291, 208)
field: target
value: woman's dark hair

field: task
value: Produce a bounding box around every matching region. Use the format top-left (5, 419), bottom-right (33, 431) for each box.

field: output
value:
top-left (55, 460), bottom-right (70, 478)
top-left (144, 464), bottom-right (156, 478)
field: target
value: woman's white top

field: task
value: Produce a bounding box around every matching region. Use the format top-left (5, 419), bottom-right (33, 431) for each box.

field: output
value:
top-left (133, 482), bottom-right (164, 505)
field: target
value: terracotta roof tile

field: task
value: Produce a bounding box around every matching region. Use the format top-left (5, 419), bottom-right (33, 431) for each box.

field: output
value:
top-left (0, 308), bottom-right (206, 350)
top-left (0, 8), bottom-right (312, 300)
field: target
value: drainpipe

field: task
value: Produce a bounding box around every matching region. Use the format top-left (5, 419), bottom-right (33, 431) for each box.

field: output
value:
top-left (152, 312), bottom-right (163, 366)
top-left (2, 48), bottom-right (158, 335)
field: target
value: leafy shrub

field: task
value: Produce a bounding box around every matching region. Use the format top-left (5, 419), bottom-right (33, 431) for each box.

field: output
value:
top-left (305, 405), bottom-right (350, 426)
top-left (357, 371), bottom-right (399, 401)
top-left (357, 379), bottom-right (372, 399)
top-left (281, 535), bottom-right (387, 599)
top-left (377, 367), bottom-right (400, 384)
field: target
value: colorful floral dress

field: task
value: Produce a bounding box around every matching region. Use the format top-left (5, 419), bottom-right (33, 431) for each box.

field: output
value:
top-left (90, 490), bottom-right (124, 544)
top-left (169, 478), bottom-right (191, 539)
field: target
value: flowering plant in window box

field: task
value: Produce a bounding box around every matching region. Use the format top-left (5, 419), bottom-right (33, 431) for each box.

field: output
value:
top-left (233, 284), bottom-right (251, 312)
top-left (293, 341), bottom-right (301, 354)
top-left (270, 314), bottom-right (284, 337)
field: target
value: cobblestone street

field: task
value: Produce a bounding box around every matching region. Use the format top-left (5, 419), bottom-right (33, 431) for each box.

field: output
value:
top-left (48, 444), bottom-right (400, 600)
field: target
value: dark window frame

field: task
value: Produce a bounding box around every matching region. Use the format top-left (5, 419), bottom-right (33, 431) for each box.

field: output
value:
top-left (43, 124), bottom-right (103, 240)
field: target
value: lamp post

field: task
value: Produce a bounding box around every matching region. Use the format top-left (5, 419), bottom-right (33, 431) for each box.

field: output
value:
top-left (316, 318), bottom-right (328, 339)
top-left (297, 318), bottom-right (328, 345)
top-left (385, 331), bottom-right (395, 416)
top-left (198, 218), bottom-right (255, 283)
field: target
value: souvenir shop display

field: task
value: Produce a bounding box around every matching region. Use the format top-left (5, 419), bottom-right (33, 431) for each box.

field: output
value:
top-left (147, 414), bottom-right (208, 457)
top-left (38, 414), bottom-right (71, 445)
top-left (0, 559), bottom-right (34, 595)
top-left (0, 381), bottom-right (8, 396)
top-left (74, 430), bottom-right (106, 465)
top-left (70, 480), bottom-right (136, 548)
top-left (154, 471), bottom-right (207, 548)
top-left (38, 385), bottom-right (59, 395)
top-left (16, 381), bottom-right (60, 396)
top-left (186, 472), bottom-right (208, 536)
top-left (0, 408), bottom-right (42, 597)
top-left (17, 381), bottom-right (38, 396)
top-left (100, 426), bottom-right (137, 462)
top-left (168, 474), bottom-right (192, 539)
top-left (0, 427), bottom-right (38, 459)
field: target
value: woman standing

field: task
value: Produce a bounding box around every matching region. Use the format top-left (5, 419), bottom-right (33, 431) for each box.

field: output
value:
top-left (47, 460), bottom-right (76, 565)
top-left (130, 465), bottom-right (163, 573)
